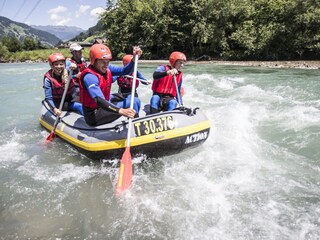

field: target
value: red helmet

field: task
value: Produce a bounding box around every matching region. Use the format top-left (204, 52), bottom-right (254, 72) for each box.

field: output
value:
top-left (48, 53), bottom-right (65, 67)
top-left (89, 44), bottom-right (112, 65)
top-left (169, 51), bottom-right (186, 67)
top-left (122, 54), bottom-right (133, 66)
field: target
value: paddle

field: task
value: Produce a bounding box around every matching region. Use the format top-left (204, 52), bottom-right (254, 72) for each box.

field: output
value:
top-left (173, 74), bottom-right (183, 107)
top-left (123, 75), bottom-right (149, 84)
top-left (46, 70), bottom-right (73, 141)
top-left (116, 54), bottom-right (139, 193)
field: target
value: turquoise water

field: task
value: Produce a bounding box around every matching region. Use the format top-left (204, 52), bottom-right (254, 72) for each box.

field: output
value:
top-left (0, 63), bottom-right (319, 239)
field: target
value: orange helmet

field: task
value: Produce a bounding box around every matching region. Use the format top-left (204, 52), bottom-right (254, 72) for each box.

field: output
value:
top-left (89, 43), bottom-right (112, 65)
top-left (48, 53), bottom-right (65, 67)
top-left (122, 54), bottom-right (133, 66)
top-left (169, 51), bottom-right (186, 67)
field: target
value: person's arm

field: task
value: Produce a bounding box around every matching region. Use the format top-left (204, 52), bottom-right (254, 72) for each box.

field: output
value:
top-left (178, 79), bottom-right (183, 93)
top-left (109, 46), bottom-right (143, 76)
top-left (112, 75), bottom-right (119, 83)
top-left (109, 61), bottom-right (135, 76)
top-left (153, 65), bottom-right (168, 79)
top-left (44, 78), bottom-right (56, 109)
top-left (83, 74), bottom-right (121, 113)
top-left (137, 70), bottom-right (150, 85)
top-left (44, 78), bottom-right (63, 116)
top-left (66, 60), bottom-right (78, 78)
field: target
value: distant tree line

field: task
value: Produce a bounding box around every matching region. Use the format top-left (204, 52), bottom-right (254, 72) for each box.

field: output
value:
top-left (100, 0), bottom-right (320, 60)
top-left (0, 36), bottom-right (42, 60)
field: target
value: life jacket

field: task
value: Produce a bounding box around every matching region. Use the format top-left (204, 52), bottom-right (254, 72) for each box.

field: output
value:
top-left (151, 65), bottom-right (182, 97)
top-left (70, 58), bottom-right (87, 83)
top-left (117, 74), bottom-right (139, 92)
top-left (43, 69), bottom-right (74, 102)
top-left (79, 65), bottom-right (112, 109)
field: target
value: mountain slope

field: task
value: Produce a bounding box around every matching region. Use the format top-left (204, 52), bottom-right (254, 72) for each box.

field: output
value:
top-left (31, 25), bottom-right (84, 41)
top-left (70, 19), bottom-right (105, 42)
top-left (0, 16), bottom-right (61, 46)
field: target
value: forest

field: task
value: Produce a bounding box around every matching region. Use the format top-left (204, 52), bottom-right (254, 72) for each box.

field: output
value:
top-left (100, 0), bottom-right (320, 60)
top-left (1, 0), bottom-right (319, 62)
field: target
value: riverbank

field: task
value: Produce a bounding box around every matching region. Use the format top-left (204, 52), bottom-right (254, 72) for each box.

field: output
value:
top-left (131, 60), bottom-right (320, 69)
top-left (3, 59), bottom-right (320, 69)
top-left (207, 60), bottom-right (320, 69)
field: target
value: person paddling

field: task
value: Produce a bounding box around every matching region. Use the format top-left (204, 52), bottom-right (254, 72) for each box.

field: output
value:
top-left (150, 51), bottom-right (186, 114)
top-left (111, 54), bottom-right (151, 116)
top-left (66, 43), bottom-right (87, 103)
top-left (79, 44), bottom-right (143, 126)
top-left (43, 53), bottom-right (83, 116)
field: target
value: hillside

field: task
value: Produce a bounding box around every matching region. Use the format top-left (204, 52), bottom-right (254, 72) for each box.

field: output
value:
top-left (70, 19), bottom-right (105, 43)
top-left (31, 25), bottom-right (84, 42)
top-left (0, 16), bottom-right (61, 46)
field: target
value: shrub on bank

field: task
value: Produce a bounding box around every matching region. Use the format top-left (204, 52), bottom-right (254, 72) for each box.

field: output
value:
top-left (1, 48), bottom-right (90, 63)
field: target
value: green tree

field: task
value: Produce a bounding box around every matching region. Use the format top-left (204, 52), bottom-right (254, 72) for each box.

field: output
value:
top-left (82, 0), bottom-right (320, 60)
top-left (0, 42), bottom-right (9, 61)
top-left (23, 37), bottom-right (40, 51)
top-left (1, 36), bottom-right (23, 52)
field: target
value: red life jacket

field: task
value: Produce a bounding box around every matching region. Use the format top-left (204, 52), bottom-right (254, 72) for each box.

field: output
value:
top-left (151, 65), bottom-right (182, 97)
top-left (43, 69), bottom-right (74, 101)
top-left (70, 58), bottom-right (87, 83)
top-left (117, 74), bottom-right (139, 90)
top-left (79, 65), bottom-right (112, 109)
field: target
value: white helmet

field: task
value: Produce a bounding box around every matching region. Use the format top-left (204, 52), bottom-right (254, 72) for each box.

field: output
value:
top-left (69, 43), bottom-right (83, 52)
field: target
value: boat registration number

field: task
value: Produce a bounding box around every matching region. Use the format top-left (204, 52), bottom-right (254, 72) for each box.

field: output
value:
top-left (134, 116), bottom-right (175, 136)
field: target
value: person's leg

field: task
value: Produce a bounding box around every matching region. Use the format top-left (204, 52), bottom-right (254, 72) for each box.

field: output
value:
top-left (122, 95), bottom-right (140, 117)
top-left (69, 102), bottom-right (84, 115)
top-left (94, 108), bottom-right (122, 125)
top-left (115, 99), bottom-right (125, 109)
top-left (150, 94), bottom-right (160, 114)
top-left (133, 97), bottom-right (141, 114)
top-left (167, 99), bottom-right (178, 111)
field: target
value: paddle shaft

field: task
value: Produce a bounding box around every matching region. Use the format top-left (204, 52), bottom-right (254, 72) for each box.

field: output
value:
top-left (126, 55), bottom-right (139, 147)
top-left (123, 75), bottom-right (148, 84)
top-left (173, 74), bottom-right (183, 106)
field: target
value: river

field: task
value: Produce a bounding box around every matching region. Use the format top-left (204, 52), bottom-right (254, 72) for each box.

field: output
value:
top-left (0, 62), bottom-right (319, 239)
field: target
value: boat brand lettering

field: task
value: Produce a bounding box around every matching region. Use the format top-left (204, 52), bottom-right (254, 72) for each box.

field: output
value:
top-left (185, 131), bottom-right (208, 144)
top-left (134, 116), bottom-right (175, 136)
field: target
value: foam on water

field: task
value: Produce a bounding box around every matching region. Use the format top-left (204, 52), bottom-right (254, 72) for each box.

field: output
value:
top-left (17, 157), bottom-right (100, 185)
top-left (1, 63), bottom-right (320, 239)
top-left (0, 129), bottom-right (28, 165)
top-left (115, 67), bottom-right (320, 239)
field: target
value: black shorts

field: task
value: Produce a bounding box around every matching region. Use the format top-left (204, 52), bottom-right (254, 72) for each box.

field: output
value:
top-left (83, 106), bottom-right (121, 126)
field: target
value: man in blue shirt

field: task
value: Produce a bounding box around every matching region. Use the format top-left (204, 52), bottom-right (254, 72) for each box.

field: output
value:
top-left (79, 44), bottom-right (142, 126)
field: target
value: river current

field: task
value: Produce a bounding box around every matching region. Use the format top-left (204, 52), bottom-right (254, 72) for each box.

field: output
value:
top-left (0, 62), bottom-right (319, 239)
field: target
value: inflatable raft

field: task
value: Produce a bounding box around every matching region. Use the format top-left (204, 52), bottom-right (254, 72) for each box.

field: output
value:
top-left (39, 101), bottom-right (210, 159)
